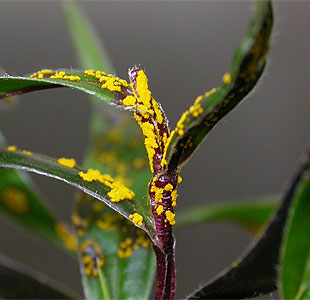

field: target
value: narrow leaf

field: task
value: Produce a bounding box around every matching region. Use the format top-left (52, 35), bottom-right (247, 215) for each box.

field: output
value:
top-left (61, 3), bottom-right (156, 300)
top-left (0, 133), bottom-right (77, 253)
top-left (0, 253), bottom-right (79, 299)
top-left (0, 70), bottom-right (127, 104)
top-left (280, 162), bottom-right (310, 299)
top-left (61, 1), bottom-right (113, 73)
top-left (176, 196), bottom-right (278, 234)
top-left (164, 0), bottom-right (273, 170)
top-left (187, 149), bottom-right (310, 299)
top-left (0, 147), bottom-right (155, 241)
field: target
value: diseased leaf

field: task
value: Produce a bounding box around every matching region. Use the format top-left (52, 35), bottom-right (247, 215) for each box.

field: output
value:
top-left (0, 69), bottom-right (127, 104)
top-left (0, 132), bottom-right (77, 254)
top-left (0, 147), bottom-right (155, 242)
top-left (0, 253), bottom-right (79, 299)
top-left (61, 2), bottom-right (156, 299)
top-left (187, 149), bottom-right (310, 299)
top-left (164, 0), bottom-right (273, 170)
top-left (280, 162), bottom-right (310, 299)
top-left (176, 196), bottom-right (278, 235)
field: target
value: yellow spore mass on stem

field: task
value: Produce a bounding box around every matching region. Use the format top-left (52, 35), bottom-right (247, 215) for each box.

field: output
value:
top-left (78, 169), bottom-right (135, 202)
top-left (57, 158), bottom-right (76, 168)
top-left (165, 210), bottom-right (176, 226)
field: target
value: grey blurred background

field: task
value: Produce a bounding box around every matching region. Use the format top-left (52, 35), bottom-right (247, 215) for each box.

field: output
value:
top-left (0, 1), bottom-right (309, 299)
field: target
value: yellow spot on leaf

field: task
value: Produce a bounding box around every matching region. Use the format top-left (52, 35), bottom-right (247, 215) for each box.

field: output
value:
top-left (22, 150), bottom-right (32, 156)
top-left (57, 158), bottom-right (76, 168)
top-left (55, 222), bottom-right (77, 252)
top-left (222, 72), bottom-right (232, 85)
top-left (129, 213), bottom-right (143, 227)
top-left (78, 169), bottom-right (135, 202)
top-left (7, 145), bottom-right (17, 151)
top-left (1, 187), bottom-right (28, 214)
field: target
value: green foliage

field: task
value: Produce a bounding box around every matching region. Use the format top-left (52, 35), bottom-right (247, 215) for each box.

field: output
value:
top-left (0, 1), bottom-right (308, 299)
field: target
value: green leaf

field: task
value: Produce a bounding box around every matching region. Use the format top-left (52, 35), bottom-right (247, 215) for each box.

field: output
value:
top-left (164, 0), bottom-right (273, 170)
top-left (187, 149), bottom-right (310, 299)
top-left (0, 147), bottom-right (155, 242)
top-left (61, 2), bottom-right (156, 299)
top-left (0, 133), bottom-right (77, 254)
top-left (175, 195), bottom-right (279, 235)
top-left (0, 69), bottom-right (128, 104)
top-left (0, 253), bottom-right (80, 299)
top-left (280, 157), bottom-right (310, 300)
top-left (61, 1), bottom-right (113, 73)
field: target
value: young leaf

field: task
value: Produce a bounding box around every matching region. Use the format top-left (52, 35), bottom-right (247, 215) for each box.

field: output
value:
top-left (0, 147), bottom-right (155, 242)
top-left (280, 161), bottom-right (310, 299)
top-left (0, 253), bottom-right (79, 299)
top-left (187, 149), bottom-right (310, 299)
top-left (0, 133), bottom-right (77, 254)
top-left (61, 1), bottom-right (113, 73)
top-left (163, 0), bottom-right (273, 170)
top-left (175, 196), bottom-right (278, 234)
top-left (61, 3), bottom-right (156, 299)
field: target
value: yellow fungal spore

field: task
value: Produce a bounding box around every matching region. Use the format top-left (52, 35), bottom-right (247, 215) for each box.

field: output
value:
top-left (55, 222), bottom-right (77, 252)
top-left (156, 205), bottom-right (164, 215)
top-left (22, 150), bottom-right (32, 156)
top-left (57, 158), bottom-right (76, 168)
top-left (78, 169), bottom-right (135, 202)
top-left (164, 183), bottom-right (174, 192)
top-left (222, 72), bottom-right (232, 85)
top-left (129, 213), bottom-right (143, 227)
top-left (1, 187), bottom-right (28, 214)
top-left (7, 146), bottom-right (17, 152)
top-left (165, 210), bottom-right (176, 226)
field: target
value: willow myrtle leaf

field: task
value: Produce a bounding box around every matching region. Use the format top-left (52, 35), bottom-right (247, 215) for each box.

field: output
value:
top-left (0, 148), bottom-right (155, 242)
top-left (0, 253), bottom-right (80, 299)
top-left (187, 150), bottom-right (310, 299)
top-left (62, 2), bottom-right (156, 299)
top-left (164, 0), bottom-right (273, 170)
top-left (61, 1), bottom-right (113, 74)
top-left (280, 161), bottom-right (310, 300)
top-left (0, 69), bottom-right (132, 105)
top-left (175, 196), bottom-right (279, 234)
top-left (0, 132), bottom-right (77, 254)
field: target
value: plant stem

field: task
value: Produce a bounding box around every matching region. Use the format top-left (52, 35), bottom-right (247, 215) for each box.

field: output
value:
top-left (149, 172), bottom-right (178, 300)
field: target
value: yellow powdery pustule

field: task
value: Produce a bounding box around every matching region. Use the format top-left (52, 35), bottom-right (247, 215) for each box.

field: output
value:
top-left (84, 69), bottom-right (129, 93)
top-left (7, 145), bottom-right (17, 151)
top-left (189, 95), bottom-right (204, 118)
top-left (79, 169), bottom-right (135, 202)
top-left (222, 72), bottom-right (232, 85)
top-left (80, 239), bottom-right (105, 277)
top-left (1, 187), bottom-right (28, 214)
top-left (156, 205), bottom-right (164, 215)
top-left (165, 210), bottom-right (176, 226)
top-left (30, 69), bottom-right (81, 81)
top-left (22, 150), bottom-right (32, 156)
top-left (171, 190), bottom-right (178, 207)
top-left (57, 158), bottom-right (76, 168)
top-left (55, 222), bottom-right (77, 252)
top-left (129, 213), bottom-right (143, 227)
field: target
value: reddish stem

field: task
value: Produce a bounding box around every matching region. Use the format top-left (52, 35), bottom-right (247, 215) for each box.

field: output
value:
top-left (149, 172), bottom-right (177, 300)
